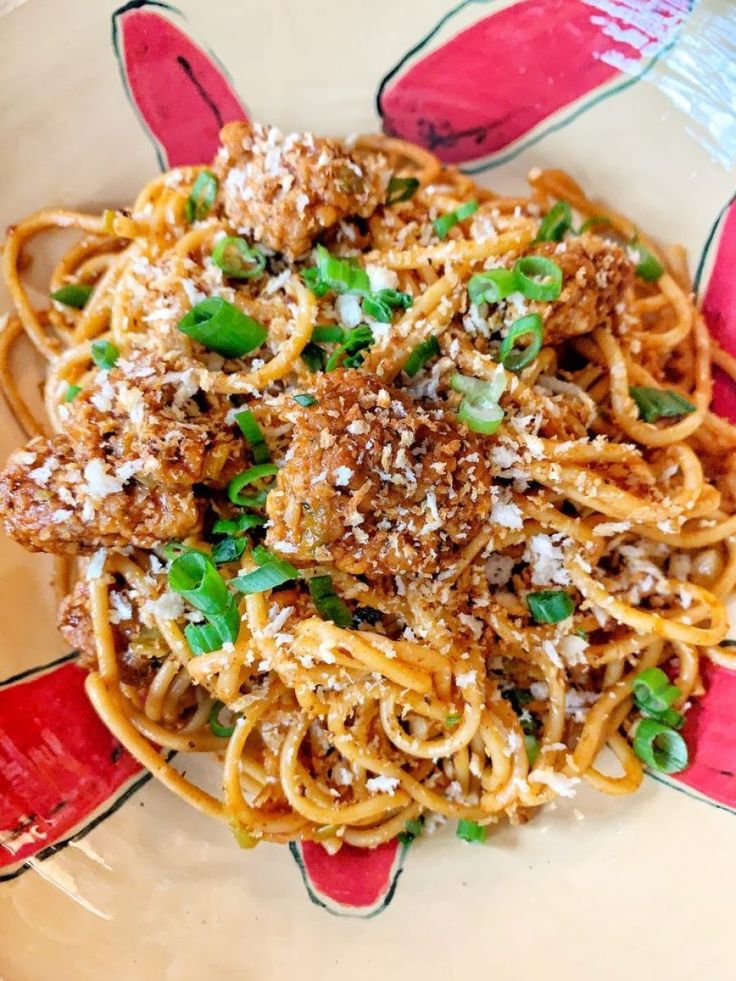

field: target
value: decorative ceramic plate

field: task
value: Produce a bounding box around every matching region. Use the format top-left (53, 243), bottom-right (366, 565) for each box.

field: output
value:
top-left (1, 1), bottom-right (735, 978)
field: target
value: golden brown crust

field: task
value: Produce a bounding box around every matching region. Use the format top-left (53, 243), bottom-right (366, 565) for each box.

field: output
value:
top-left (215, 121), bottom-right (390, 258)
top-left (0, 434), bottom-right (200, 554)
top-left (524, 234), bottom-right (633, 344)
top-left (266, 369), bottom-right (493, 576)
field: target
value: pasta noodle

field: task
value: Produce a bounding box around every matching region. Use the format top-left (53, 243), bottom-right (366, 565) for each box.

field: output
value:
top-left (1, 120), bottom-right (735, 853)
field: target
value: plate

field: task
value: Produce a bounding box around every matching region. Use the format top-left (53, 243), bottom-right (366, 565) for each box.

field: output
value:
top-left (1, 1), bottom-right (735, 978)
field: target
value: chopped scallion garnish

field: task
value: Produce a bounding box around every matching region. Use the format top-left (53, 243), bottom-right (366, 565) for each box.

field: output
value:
top-left (312, 324), bottom-right (346, 344)
top-left (90, 339), bottom-right (119, 371)
top-left (433, 199), bottom-right (479, 239)
top-left (64, 383), bottom-right (81, 402)
top-left (513, 255), bottom-right (563, 301)
top-left (632, 667), bottom-right (684, 729)
top-left (227, 463), bottom-right (279, 508)
top-left (629, 237), bottom-right (663, 282)
top-left (524, 733), bottom-right (540, 765)
top-left (211, 536), bottom-right (247, 566)
top-left (325, 325), bottom-right (375, 372)
top-left (231, 547), bottom-right (298, 594)
top-left (208, 699), bottom-right (238, 737)
top-left (178, 297), bottom-right (267, 358)
top-left (403, 336), bottom-right (440, 377)
top-left (451, 370), bottom-right (506, 436)
top-left (387, 176), bottom-right (420, 205)
top-left (51, 284), bottom-right (93, 309)
top-left (456, 819), bottom-right (486, 844)
top-left (212, 513), bottom-right (266, 535)
top-left (467, 268), bottom-right (518, 305)
top-left (499, 314), bottom-right (544, 372)
top-left (185, 170), bottom-right (218, 223)
top-left (308, 575), bottom-right (354, 628)
top-left (536, 200), bottom-right (573, 243)
top-left (212, 236), bottom-right (266, 279)
top-left (526, 589), bottom-right (575, 624)
top-left (234, 409), bottom-right (270, 464)
top-left (293, 393), bottom-right (318, 407)
top-left (168, 548), bottom-right (231, 616)
top-left (397, 818), bottom-right (423, 845)
top-left (633, 718), bottom-right (688, 773)
top-left (629, 386), bottom-right (696, 424)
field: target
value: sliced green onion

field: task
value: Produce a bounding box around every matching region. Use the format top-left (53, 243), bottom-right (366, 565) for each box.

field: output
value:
top-left (362, 288), bottom-right (413, 324)
top-left (312, 324), bottom-right (346, 344)
top-left (51, 284), bottom-right (93, 309)
top-left (211, 536), bottom-right (247, 565)
top-left (629, 237), bottom-right (663, 282)
top-left (632, 667), bottom-right (684, 728)
top-left (208, 699), bottom-right (237, 738)
top-left (234, 409), bottom-right (270, 464)
top-left (452, 370), bottom-right (506, 436)
top-left (309, 245), bottom-right (370, 295)
top-left (387, 176), bottom-right (420, 205)
top-left (308, 575), bottom-right (354, 628)
top-left (301, 266), bottom-right (330, 297)
top-left (325, 325), bottom-right (375, 372)
top-left (513, 255), bottom-right (563, 301)
top-left (228, 463), bottom-right (279, 507)
top-left (467, 268), bottom-right (519, 305)
top-left (579, 215), bottom-right (611, 234)
top-left (433, 199), bottom-right (479, 239)
top-left (178, 297), bottom-right (267, 358)
top-left (404, 336), bottom-right (440, 377)
top-left (524, 733), bottom-right (540, 766)
top-left (64, 383), bottom-right (81, 402)
top-left (293, 393), bottom-right (317, 407)
top-left (499, 313), bottom-right (544, 372)
top-left (90, 339), bottom-right (119, 371)
top-left (212, 236), bottom-right (265, 279)
top-left (397, 818), bottom-right (423, 845)
top-left (300, 342), bottom-right (327, 372)
top-left (456, 819), bottom-right (486, 844)
top-left (629, 386), bottom-right (696, 424)
top-left (536, 200), bottom-right (573, 242)
top-left (184, 621), bottom-right (222, 656)
top-left (458, 399), bottom-right (504, 435)
top-left (184, 597), bottom-right (240, 654)
top-left (633, 718), bottom-right (688, 773)
top-left (526, 589), bottom-right (575, 624)
top-left (168, 548), bottom-right (230, 616)
top-left (231, 551), bottom-right (299, 594)
top-left (212, 513), bottom-right (266, 535)
top-left (185, 170), bottom-right (218, 223)
top-left (445, 714), bottom-right (461, 728)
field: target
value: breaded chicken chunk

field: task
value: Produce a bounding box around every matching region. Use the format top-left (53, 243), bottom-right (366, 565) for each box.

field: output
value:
top-left (266, 370), bottom-right (493, 576)
top-left (520, 234), bottom-right (633, 344)
top-left (65, 352), bottom-right (245, 490)
top-left (215, 122), bottom-right (390, 258)
top-left (0, 435), bottom-right (199, 554)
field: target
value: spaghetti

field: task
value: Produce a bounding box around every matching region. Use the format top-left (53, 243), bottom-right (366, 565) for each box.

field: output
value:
top-left (1, 121), bottom-right (735, 852)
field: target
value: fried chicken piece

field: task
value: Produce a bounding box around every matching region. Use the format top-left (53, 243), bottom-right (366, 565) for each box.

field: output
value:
top-left (215, 121), bottom-right (390, 258)
top-left (521, 234), bottom-right (632, 344)
top-left (65, 352), bottom-right (246, 489)
top-left (266, 370), bottom-right (493, 576)
top-left (58, 581), bottom-right (161, 686)
top-left (0, 435), bottom-right (200, 555)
